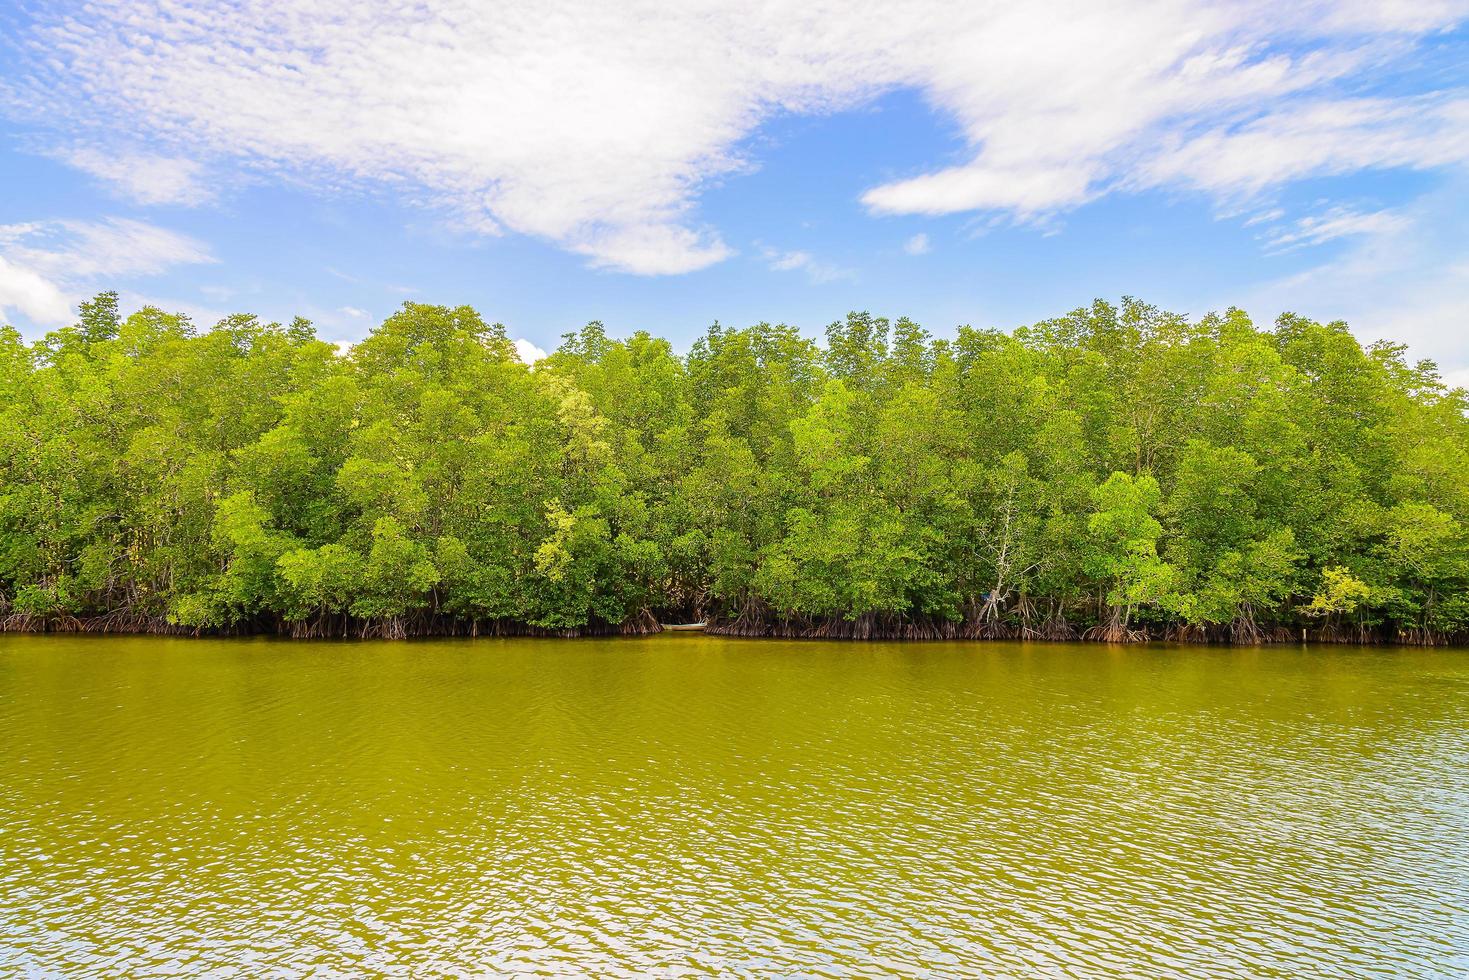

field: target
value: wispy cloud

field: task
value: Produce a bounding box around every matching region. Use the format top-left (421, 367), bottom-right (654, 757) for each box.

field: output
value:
top-left (1, 218), bottom-right (215, 280)
top-left (1260, 206), bottom-right (1410, 253)
top-left (1239, 178), bottom-right (1469, 379)
top-left (3, 1), bottom-right (1465, 273)
top-left (903, 233), bottom-right (931, 256)
top-left (58, 147), bottom-right (213, 206)
top-left (1242, 208), bottom-right (1287, 227)
top-left (760, 246), bottom-right (854, 284)
top-left (0, 218), bottom-right (215, 327)
top-left (1136, 97), bottom-right (1469, 202)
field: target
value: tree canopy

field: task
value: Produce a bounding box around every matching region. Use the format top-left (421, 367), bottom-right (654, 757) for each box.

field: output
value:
top-left (2, 294), bottom-right (1465, 643)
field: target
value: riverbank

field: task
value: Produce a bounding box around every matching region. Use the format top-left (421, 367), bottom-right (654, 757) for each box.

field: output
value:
top-left (2, 610), bottom-right (1462, 645)
top-left (0, 610), bottom-right (662, 640)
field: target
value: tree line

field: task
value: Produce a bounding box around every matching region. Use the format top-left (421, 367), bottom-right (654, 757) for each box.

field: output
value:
top-left (1, 293), bottom-right (1465, 643)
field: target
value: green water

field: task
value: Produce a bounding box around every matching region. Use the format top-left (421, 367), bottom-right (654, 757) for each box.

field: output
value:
top-left (1, 635), bottom-right (1467, 977)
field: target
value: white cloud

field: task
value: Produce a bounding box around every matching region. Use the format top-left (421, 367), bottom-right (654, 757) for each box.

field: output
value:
top-left (1316, 0), bottom-right (1469, 32)
top-left (1136, 97), bottom-right (1469, 201)
top-left (866, 162), bottom-right (1099, 217)
top-left (1242, 208), bottom-right (1287, 227)
top-left (575, 224), bottom-right (733, 276)
top-left (903, 233), bottom-right (932, 256)
top-left (0, 256), bottom-right (75, 326)
top-left (4, 1), bottom-right (1466, 273)
top-left (1239, 179), bottom-right (1469, 378)
top-left (514, 338), bottom-right (549, 364)
top-left (761, 247), bottom-right (853, 284)
top-left (5, 219), bottom-right (215, 281)
top-left (1261, 206), bottom-right (1411, 253)
top-left (0, 219), bottom-right (215, 327)
top-left (339, 306), bottom-right (370, 319)
top-left (767, 250), bottom-right (812, 272)
top-left (59, 147), bottom-right (212, 206)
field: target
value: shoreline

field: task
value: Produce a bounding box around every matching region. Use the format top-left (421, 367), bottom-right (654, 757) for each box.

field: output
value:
top-left (2, 614), bottom-right (1461, 646)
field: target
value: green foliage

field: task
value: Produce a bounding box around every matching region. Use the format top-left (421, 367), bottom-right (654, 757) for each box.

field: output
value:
top-left (1302, 566), bottom-right (1372, 618)
top-left (2, 293), bottom-right (1467, 641)
top-left (1085, 473), bottom-right (1176, 629)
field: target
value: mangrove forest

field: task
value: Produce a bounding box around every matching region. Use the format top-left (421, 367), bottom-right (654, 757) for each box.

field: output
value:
top-left (1, 293), bottom-right (1466, 643)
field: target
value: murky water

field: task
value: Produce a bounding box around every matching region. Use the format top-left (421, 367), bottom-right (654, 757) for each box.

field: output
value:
top-left (1, 634), bottom-right (1467, 977)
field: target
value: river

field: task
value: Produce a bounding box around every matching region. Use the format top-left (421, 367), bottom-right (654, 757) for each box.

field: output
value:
top-left (2, 634), bottom-right (1466, 977)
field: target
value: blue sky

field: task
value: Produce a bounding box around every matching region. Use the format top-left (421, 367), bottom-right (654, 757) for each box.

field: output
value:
top-left (1, 1), bottom-right (1466, 379)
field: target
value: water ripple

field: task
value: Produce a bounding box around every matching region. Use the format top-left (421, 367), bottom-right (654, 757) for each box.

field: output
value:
top-left (1, 635), bottom-right (1467, 977)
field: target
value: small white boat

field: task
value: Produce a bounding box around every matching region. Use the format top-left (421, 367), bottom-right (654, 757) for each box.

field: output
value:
top-left (663, 622), bottom-right (707, 631)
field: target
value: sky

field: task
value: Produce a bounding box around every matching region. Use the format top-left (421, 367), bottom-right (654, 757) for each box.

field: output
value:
top-left (0, 0), bottom-right (1466, 378)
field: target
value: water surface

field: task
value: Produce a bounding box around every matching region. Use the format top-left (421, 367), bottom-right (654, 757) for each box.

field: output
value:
top-left (2, 634), bottom-right (1467, 977)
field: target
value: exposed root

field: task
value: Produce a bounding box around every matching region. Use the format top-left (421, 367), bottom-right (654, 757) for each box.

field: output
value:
top-left (2, 600), bottom-right (1450, 646)
top-left (1081, 622), bottom-right (1150, 643)
top-left (1165, 622), bottom-right (1212, 644)
top-left (1, 609), bottom-right (663, 639)
top-left (706, 601), bottom-right (1086, 642)
top-left (1391, 626), bottom-right (1454, 646)
top-left (1229, 614), bottom-right (1273, 645)
top-left (708, 609), bottom-right (978, 640)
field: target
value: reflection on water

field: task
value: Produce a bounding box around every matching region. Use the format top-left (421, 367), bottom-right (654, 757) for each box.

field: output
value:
top-left (1, 634), bottom-right (1467, 977)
